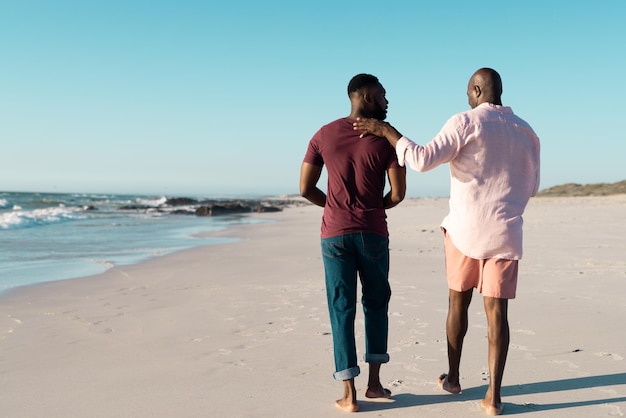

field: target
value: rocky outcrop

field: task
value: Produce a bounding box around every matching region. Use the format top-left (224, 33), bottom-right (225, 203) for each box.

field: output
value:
top-left (195, 202), bottom-right (250, 216)
top-left (118, 196), bottom-right (297, 216)
top-left (118, 204), bottom-right (154, 210)
top-left (165, 197), bottom-right (199, 206)
top-left (194, 201), bottom-right (285, 216)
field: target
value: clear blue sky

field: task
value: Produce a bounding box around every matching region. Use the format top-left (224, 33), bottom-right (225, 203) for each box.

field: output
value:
top-left (2, 1), bottom-right (625, 197)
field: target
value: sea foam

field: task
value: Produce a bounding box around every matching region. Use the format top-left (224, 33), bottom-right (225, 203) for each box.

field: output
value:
top-left (0, 205), bottom-right (86, 229)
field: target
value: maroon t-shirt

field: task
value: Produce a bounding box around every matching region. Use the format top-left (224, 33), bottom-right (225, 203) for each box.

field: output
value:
top-left (303, 117), bottom-right (401, 238)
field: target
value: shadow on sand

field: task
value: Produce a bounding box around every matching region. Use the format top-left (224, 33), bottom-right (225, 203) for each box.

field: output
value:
top-left (357, 372), bottom-right (626, 414)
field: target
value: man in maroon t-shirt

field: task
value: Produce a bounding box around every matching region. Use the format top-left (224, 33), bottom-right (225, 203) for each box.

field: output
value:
top-left (300, 74), bottom-right (406, 412)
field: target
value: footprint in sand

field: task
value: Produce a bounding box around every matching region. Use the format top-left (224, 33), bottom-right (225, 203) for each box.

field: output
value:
top-left (401, 363), bottom-right (422, 373)
top-left (396, 337), bottom-right (421, 348)
top-left (551, 359), bottom-right (579, 369)
top-left (512, 328), bottom-right (536, 335)
top-left (600, 403), bottom-right (623, 416)
top-left (191, 336), bottom-right (211, 342)
top-left (510, 343), bottom-right (533, 351)
top-left (521, 352), bottom-right (537, 360)
top-left (388, 379), bottom-right (404, 388)
top-left (410, 354), bottom-right (438, 363)
top-left (1, 316), bottom-right (23, 341)
top-left (595, 352), bottom-right (624, 361)
top-left (0, 329), bottom-right (15, 341)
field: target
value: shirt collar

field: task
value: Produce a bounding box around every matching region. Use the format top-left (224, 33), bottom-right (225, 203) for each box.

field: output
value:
top-left (477, 102), bottom-right (512, 113)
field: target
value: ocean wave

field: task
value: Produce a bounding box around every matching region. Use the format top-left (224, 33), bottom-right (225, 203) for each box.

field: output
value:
top-left (0, 198), bottom-right (8, 208)
top-left (0, 205), bottom-right (87, 230)
top-left (135, 196), bottom-right (167, 207)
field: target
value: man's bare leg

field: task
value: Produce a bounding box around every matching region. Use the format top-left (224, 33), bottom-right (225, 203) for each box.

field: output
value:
top-left (480, 296), bottom-right (509, 415)
top-left (336, 378), bottom-right (359, 412)
top-left (439, 289), bottom-right (473, 394)
top-left (365, 363), bottom-right (392, 398)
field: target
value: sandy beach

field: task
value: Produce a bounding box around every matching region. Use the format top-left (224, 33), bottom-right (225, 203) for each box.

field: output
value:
top-left (1, 196), bottom-right (625, 417)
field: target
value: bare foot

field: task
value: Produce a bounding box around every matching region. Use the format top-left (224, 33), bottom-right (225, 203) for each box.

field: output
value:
top-left (364, 385), bottom-right (392, 399)
top-left (480, 399), bottom-right (504, 416)
top-left (437, 373), bottom-right (462, 394)
top-left (335, 398), bottom-right (359, 412)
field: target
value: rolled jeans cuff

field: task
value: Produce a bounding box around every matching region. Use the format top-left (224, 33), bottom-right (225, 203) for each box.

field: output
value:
top-left (333, 366), bottom-right (360, 381)
top-left (364, 353), bottom-right (390, 364)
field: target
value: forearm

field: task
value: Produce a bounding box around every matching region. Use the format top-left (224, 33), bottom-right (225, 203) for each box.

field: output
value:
top-left (299, 162), bottom-right (326, 207)
top-left (301, 187), bottom-right (326, 207)
top-left (383, 181), bottom-right (406, 209)
top-left (384, 167), bottom-right (406, 209)
top-left (383, 191), bottom-right (403, 209)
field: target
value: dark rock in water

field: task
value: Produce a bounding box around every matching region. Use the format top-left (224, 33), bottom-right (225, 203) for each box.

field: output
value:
top-left (196, 202), bottom-right (252, 216)
top-left (119, 205), bottom-right (154, 210)
top-left (254, 205), bottom-right (282, 213)
top-left (119, 195), bottom-right (295, 216)
top-left (194, 202), bottom-right (284, 216)
top-left (170, 209), bottom-right (196, 215)
top-left (195, 206), bottom-right (210, 216)
top-left (119, 197), bottom-right (198, 211)
top-left (166, 197), bottom-right (199, 206)
top-left (83, 205), bottom-right (97, 211)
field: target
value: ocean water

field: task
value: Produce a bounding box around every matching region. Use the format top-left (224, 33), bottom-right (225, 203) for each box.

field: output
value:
top-left (0, 191), bottom-right (265, 293)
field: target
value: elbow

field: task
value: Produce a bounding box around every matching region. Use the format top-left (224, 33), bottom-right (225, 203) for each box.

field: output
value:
top-left (300, 184), bottom-right (311, 199)
top-left (395, 180), bottom-right (407, 203)
top-left (385, 187), bottom-right (406, 209)
top-left (300, 184), bottom-right (317, 201)
top-left (407, 160), bottom-right (429, 173)
top-left (392, 189), bottom-right (406, 205)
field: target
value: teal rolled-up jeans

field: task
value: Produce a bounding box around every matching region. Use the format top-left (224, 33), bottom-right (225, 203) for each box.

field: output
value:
top-left (321, 232), bottom-right (391, 380)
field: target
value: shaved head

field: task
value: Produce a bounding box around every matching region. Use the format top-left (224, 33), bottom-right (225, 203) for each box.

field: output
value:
top-left (467, 68), bottom-right (503, 108)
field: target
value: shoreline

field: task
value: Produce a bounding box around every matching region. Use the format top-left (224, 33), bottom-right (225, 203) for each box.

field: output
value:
top-left (1, 196), bottom-right (625, 417)
top-left (0, 212), bottom-right (278, 300)
top-left (0, 191), bottom-right (303, 294)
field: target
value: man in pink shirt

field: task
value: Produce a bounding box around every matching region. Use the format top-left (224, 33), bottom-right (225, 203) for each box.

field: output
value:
top-left (300, 73), bottom-right (406, 412)
top-left (354, 68), bottom-right (540, 416)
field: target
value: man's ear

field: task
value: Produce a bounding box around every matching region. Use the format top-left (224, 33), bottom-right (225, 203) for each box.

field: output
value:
top-left (474, 85), bottom-right (482, 97)
top-left (362, 91), bottom-right (372, 104)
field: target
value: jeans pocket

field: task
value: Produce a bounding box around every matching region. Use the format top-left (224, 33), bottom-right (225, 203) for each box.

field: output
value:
top-left (321, 237), bottom-right (345, 259)
top-left (362, 234), bottom-right (389, 262)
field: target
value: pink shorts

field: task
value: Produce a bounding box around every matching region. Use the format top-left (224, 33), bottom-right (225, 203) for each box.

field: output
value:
top-left (443, 229), bottom-right (518, 299)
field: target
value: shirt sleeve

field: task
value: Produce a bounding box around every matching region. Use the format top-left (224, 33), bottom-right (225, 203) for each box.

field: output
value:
top-left (530, 137), bottom-right (541, 196)
top-left (394, 136), bottom-right (412, 167)
top-left (395, 117), bottom-right (463, 172)
top-left (303, 130), bottom-right (324, 166)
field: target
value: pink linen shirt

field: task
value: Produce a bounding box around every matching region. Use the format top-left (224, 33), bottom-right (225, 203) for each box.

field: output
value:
top-left (396, 103), bottom-right (540, 260)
